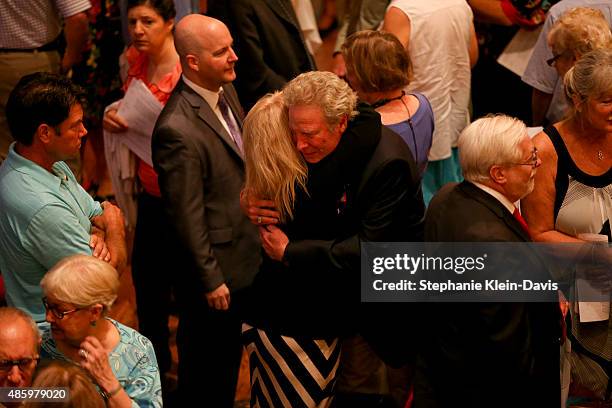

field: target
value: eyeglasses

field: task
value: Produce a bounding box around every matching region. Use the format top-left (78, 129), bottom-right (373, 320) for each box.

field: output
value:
top-left (0, 357), bottom-right (39, 372)
top-left (508, 148), bottom-right (539, 168)
top-left (546, 52), bottom-right (564, 67)
top-left (42, 297), bottom-right (83, 320)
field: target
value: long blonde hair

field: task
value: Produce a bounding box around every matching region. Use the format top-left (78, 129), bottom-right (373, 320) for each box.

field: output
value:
top-left (243, 92), bottom-right (307, 222)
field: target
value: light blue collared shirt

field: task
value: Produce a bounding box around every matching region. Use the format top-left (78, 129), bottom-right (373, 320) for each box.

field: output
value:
top-left (0, 143), bottom-right (102, 322)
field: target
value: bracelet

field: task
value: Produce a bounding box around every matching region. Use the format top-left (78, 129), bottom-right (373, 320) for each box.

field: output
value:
top-left (100, 383), bottom-right (122, 400)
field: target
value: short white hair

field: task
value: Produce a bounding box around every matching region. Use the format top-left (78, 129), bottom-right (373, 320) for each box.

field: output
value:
top-left (41, 255), bottom-right (119, 313)
top-left (458, 115), bottom-right (527, 183)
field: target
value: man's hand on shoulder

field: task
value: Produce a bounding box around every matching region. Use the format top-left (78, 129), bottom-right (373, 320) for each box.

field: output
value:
top-left (205, 283), bottom-right (231, 310)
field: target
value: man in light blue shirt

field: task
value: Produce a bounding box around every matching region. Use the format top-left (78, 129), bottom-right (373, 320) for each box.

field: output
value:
top-left (0, 72), bottom-right (126, 323)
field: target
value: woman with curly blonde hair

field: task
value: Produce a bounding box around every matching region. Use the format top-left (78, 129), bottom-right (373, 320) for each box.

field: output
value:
top-left (543, 6), bottom-right (612, 120)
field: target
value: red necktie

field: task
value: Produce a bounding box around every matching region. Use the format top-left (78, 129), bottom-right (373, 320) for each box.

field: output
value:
top-left (512, 207), bottom-right (531, 238)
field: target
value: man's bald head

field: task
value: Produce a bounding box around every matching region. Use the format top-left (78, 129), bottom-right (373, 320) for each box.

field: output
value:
top-left (174, 14), bottom-right (210, 60)
top-left (174, 14), bottom-right (238, 90)
top-left (0, 307), bottom-right (40, 388)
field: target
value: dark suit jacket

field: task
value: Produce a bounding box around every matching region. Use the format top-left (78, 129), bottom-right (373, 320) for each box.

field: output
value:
top-left (244, 107), bottom-right (424, 359)
top-left (226, 0), bottom-right (316, 109)
top-left (416, 181), bottom-right (560, 408)
top-left (151, 80), bottom-right (260, 295)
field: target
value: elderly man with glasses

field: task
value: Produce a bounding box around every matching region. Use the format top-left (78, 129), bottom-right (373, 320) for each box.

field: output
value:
top-left (418, 114), bottom-right (562, 407)
top-left (0, 307), bottom-right (40, 398)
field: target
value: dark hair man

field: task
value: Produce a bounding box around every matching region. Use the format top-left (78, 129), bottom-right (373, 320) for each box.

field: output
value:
top-left (0, 73), bottom-right (126, 325)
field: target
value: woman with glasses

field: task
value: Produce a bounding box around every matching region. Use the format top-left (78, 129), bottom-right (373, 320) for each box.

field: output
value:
top-left (522, 49), bottom-right (612, 403)
top-left (39, 255), bottom-right (162, 408)
top-left (539, 7), bottom-right (612, 124)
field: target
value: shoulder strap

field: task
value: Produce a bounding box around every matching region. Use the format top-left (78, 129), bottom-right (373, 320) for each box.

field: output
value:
top-left (543, 126), bottom-right (570, 223)
top-left (543, 125), bottom-right (571, 169)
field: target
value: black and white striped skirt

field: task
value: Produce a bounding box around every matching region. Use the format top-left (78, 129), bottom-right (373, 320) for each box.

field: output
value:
top-left (242, 323), bottom-right (341, 408)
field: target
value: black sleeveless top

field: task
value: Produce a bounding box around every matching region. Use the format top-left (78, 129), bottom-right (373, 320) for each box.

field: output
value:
top-left (544, 126), bottom-right (612, 240)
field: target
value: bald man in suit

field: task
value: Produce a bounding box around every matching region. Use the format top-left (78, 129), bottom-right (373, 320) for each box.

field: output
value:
top-left (152, 15), bottom-right (260, 407)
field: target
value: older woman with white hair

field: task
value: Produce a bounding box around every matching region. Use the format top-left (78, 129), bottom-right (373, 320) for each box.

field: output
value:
top-left (39, 255), bottom-right (162, 408)
top-left (522, 49), bottom-right (612, 402)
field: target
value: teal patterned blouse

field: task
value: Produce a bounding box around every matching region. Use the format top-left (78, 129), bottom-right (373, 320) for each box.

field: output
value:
top-left (40, 318), bottom-right (162, 408)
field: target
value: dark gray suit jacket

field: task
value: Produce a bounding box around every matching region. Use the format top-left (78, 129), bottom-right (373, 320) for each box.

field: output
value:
top-left (151, 80), bottom-right (260, 294)
top-left (226, 0), bottom-right (316, 109)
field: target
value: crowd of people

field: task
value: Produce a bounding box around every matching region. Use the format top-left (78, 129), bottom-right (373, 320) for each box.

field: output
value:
top-left (0, 0), bottom-right (611, 407)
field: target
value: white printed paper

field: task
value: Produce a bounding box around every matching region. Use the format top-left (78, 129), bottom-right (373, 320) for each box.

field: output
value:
top-left (497, 27), bottom-right (542, 77)
top-left (116, 79), bottom-right (163, 166)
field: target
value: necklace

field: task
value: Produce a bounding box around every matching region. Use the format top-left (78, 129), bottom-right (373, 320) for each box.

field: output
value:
top-left (598, 150), bottom-right (604, 160)
top-left (372, 91), bottom-right (419, 164)
top-left (371, 91), bottom-right (406, 109)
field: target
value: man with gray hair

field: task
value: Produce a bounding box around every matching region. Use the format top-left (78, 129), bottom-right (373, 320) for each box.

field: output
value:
top-left (427, 114), bottom-right (541, 241)
top-left (0, 307), bottom-right (40, 394)
top-left (152, 14), bottom-right (260, 407)
top-left (420, 115), bottom-right (561, 407)
top-left (242, 70), bottom-right (425, 406)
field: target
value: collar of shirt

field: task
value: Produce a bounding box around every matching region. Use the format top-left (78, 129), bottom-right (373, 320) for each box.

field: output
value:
top-left (182, 75), bottom-right (222, 110)
top-left (181, 75), bottom-right (240, 145)
top-left (4, 143), bottom-right (65, 191)
top-left (471, 181), bottom-right (517, 214)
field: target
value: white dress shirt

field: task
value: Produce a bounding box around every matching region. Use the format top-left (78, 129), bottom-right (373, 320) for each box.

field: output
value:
top-left (182, 75), bottom-right (241, 145)
top-left (472, 181), bottom-right (517, 214)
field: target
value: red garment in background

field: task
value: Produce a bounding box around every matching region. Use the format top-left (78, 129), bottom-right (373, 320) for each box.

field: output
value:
top-left (123, 46), bottom-right (182, 197)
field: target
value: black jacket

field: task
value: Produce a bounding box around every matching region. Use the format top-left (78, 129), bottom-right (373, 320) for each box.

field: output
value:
top-left (415, 181), bottom-right (561, 408)
top-left (244, 105), bottom-right (425, 342)
top-left (226, 0), bottom-right (316, 110)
